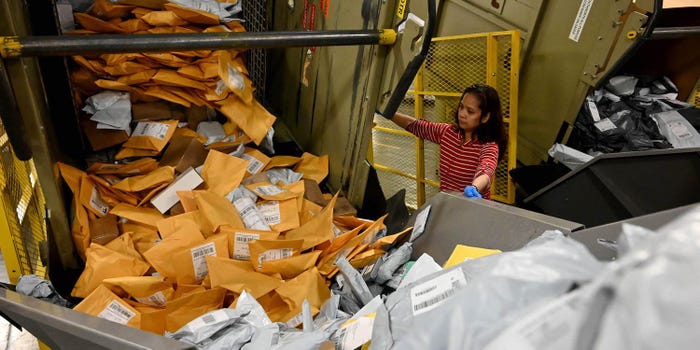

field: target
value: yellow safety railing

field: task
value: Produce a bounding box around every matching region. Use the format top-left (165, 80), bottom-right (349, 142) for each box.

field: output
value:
top-left (0, 123), bottom-right (47, 284)
top-left (371, 30), bottom-right (520, 208)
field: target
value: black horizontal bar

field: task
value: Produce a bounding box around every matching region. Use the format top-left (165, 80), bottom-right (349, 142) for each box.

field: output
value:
top-left (9, 30), bottom-right (383, 57)
top-left (649, 26), bottom-right (700, 40)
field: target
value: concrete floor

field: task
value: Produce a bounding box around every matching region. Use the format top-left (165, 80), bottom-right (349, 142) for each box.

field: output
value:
top-left (0, 253), bottom-right (40, 350)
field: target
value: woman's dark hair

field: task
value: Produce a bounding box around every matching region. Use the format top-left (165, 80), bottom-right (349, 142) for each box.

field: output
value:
top-left (453, 83), bottom-right (508, 161)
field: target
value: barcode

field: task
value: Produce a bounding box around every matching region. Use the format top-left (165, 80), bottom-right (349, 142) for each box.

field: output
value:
top-left (413, 288), bottom-right (456, 312)
top-left (235, 233), bottom-right (258, 242)
top-left (414, 285), bottom-right (437, 297)
top-left (239, 205), bottom-right (255, 217)
top-left (202, 314), bottom-right (216, 324)
top-left (263, 215), bottom-right (281, 224)
top-left (108, 301), bottom-right (134, 319)
top-left (192, 245), bottom-right (216, 259)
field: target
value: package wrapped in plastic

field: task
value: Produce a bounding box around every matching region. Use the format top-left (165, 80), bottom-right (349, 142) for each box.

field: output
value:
top-left (591, 204), bottom-right (700, 350)
top-left (485, 206), bottom-right (700, 350)
top-left (266, 168), bottom-right (303, 186)
top-left (370, 230), bottom-right (603, 350)
top-left (374, 242), bottom-right (412, 284)
top-left (167, 291), bottom-right (270, 349)
top-left (547, 143), bottom-right (594, 170)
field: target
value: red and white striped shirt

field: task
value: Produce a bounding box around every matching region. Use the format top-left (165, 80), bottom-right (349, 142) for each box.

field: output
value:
top-left (406, 119), bottom-right (499, 199)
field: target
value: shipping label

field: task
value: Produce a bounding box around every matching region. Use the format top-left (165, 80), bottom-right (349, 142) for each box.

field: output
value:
top-left (97, 300), bottom-right (135, 324)
top-left (191, 242), bottom-right (217, 281)
top-left (410, 269), bottom-right (467, 316)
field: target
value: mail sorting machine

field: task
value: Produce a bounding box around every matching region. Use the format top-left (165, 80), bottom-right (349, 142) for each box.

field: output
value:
top-left (0, 0), bottom-right (439, 347)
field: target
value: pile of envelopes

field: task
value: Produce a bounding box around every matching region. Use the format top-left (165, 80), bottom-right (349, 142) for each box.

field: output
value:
top-left (57, 0), bottom-right (405, 336)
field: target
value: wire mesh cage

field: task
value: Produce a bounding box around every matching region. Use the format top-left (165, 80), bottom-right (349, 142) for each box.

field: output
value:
top-left (371, 31), bottom-right (519, 208)
top-left (242, 0), bottom-right (268, 101)
top-left (0, 123), bottom-right (47, 284)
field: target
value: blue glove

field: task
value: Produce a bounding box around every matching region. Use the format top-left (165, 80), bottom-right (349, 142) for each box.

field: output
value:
top-left (464, 185), bottom-right (482, 198)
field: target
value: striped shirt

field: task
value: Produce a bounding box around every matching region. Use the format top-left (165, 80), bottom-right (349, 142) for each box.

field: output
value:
top-left (406, 119), bottom-right (499, 199)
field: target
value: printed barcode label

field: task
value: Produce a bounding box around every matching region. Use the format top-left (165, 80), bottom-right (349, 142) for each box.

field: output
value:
top-left (234, 197), bottom-right (269, 231)
top-left (134, 291), bottom-right (167, 306)
top-left (191, 242), bottom-right (216, 280)
top-left (410, 269), bottom-right (467, 316)
top-left (257, 201), bottom-right (281, 225)
top-left (97, 300), bottom-right (135, 324)
top-left (258, 248), bottom-right (293, 268)
top-left (594, 118), bottom-right (617, 132)
top-left (233, 232), bottom-right (260, 260)
top-left (670, 121), bottom-right (692, 138)
top-left (132, 122), bottom-right (170, 140)
top-left (240, 153), bottom-right (264, 174)
top-left (285, 312), bottom-right (303, 328)
top-left (256, 185), bottom-right (284, 196)
top-left (89, 187), bottom-right (109, 216)
top-left (186, 309), bottom-right (229, 331)
top-left (335, 317), bottom-right (375, 350)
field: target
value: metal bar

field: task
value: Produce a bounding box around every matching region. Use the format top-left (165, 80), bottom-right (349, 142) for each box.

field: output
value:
top-left (649, 26), bottom-right (700, 40)
top-left (1, 30), bottom-right (395, 58)
top-left (0, 60), bottom-right (31, 160)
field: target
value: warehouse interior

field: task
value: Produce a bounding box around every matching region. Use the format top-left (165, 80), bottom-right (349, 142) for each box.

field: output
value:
top-left (0, 0), bottom-right (699, 348)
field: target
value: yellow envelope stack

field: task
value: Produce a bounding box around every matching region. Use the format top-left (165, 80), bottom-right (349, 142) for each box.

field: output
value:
top-left (61, 0), bottom-right (397, 335)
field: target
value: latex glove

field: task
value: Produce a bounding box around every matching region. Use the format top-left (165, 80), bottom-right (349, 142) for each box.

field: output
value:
top-left (464, 185), bottom-right (482, 198)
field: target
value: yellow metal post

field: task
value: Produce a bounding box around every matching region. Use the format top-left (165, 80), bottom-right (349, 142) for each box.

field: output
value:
top-left (414, 66), bottom-right (426, 206)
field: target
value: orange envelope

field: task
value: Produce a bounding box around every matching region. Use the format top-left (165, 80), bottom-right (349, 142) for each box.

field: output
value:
top-left (74, 285), bottom-right (141, 328)
top-left (110, 203), bottom-right (164, 228)
top-left (164, 3), bottom-right (219, 25)
top-left (294, 152), bottom-right (329, 184)
top-left (200, 149), bottom-right (248, 196)
top-left (115, 147), bottom-right (162, 160)
top-left (275, 267), bottom-right (330, 313)
top-left (222, 227), bottom-right (280, 261)
top-left (151, 69), bottom-right (208, 91)
top-left (118, 18), bottom-right (151, 33)
top-left (140, 85), bottom-right (192, 108)
top-left (140, 11), bottom-right (188, 27)
top-left (176, 64), bottom-right (207, 81)
top-left (172, 233), bottom-right (229, 285)
top-left (245, 182), bottom-right (298, 201)
top-left (120, 222), bottom-right (160, 254)
top-left (74, 12), bottom-right (128, 34)
top-left (112, 166), bottom-right (175, 192)
top-left (117, 69), bottom-right (157, 85)
top-left (240, 148), bottom-right (270, 175)
top-left (206, 256), bottom-right (282, 299)
top-left (165, 288), bottom-right (226, 333)
top-left (103, 61), bottom-right (152, 76)
top-left (155, 211), bottom-right (203, 239)
top-left (78, 174), bottom-right (110, 217)
top-left (95, 79), bottom-right (132, 92)
top-left (193, 190), bottom-right (245, 232)
top-left (218, 95), bottom-right (276, 146)
top-left (104, 231), bottom-right (144, 261)
top-left (218, 50), bottom-right (254, 105)
top-left (260, 250), bottom-right (322, 279)
top-left (102, 276), bottom-right (175, 307)
top-left (72, 244), bottom-right (151, 298)
top-left (264, 155), bottom-right (301, 171)
top-left (123, 120), bottom-right (178, 152)
top-left (131, 304), bottom-right (168, 335)
top-left (142, 224), bottom-right (205, 280)
top-left (285, 193), bottom-right (338, 250)
top-left (72, 199), bottom-right (91, 261)
top-left (248, 239), bottom-right (304, 271)
top-left (256, 198), bottom-right (300, 233)
top-left (371, 226), bottom-right (412, 250)
top-left (350, 249), bottom-right (385, 269)
top-left (89, 0), bottom-right (134, 20)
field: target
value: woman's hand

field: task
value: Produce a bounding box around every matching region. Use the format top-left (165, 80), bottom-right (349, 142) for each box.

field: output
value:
top-left (464, 185), bottom-right (482, 198)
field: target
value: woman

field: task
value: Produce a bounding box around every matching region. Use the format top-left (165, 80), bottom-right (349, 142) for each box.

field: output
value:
top-left (384, 83), bottom-right (507, 199)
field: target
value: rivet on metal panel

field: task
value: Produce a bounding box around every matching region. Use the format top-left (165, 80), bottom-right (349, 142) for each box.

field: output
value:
top-left (612, 21), bottom-right (623, 27)
top-left (597, 36), bottom-right (603, 40)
